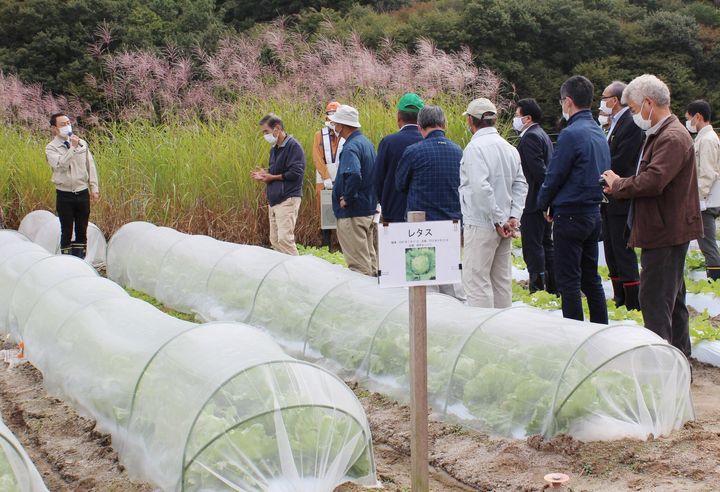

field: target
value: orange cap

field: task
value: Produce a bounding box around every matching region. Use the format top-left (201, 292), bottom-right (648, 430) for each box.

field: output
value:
top-left (326, 101), bottom-right (340, 112)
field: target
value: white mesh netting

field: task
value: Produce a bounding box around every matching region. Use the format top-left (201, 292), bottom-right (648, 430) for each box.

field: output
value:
top-left (0, 232), bottom-right (51, 491)
top-left (106, 222), bottom-right (695, 441)
top-left (17, 210), bottom-right (106, 267)
top-left (0, 231), bottom-right (377, 491)
top-left (0, 418), bottom-right (48, 492)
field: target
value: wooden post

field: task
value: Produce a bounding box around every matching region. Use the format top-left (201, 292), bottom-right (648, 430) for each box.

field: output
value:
top-left (407, 210), bottom-right (428, 492)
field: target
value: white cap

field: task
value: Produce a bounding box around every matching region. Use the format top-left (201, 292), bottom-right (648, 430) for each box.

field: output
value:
top-left (463, 98), bottom-right (497, 119)
top-left (328, 105), bottom-right (361, 128)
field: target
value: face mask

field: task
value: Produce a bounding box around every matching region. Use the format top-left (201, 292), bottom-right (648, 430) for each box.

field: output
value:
top-left (59, 125), bottom-right (72, 137)
top-left (558, 98), bottom-right (570, 121)
top-left (632, 101), bottom-right (652, 131)
top-left (598, 114), bottom-right (609, 127)
top-left (599, 99), bottom-right (615, 114)
top-left (263, 133), bottom-right (277, 145)
top-left (332, 123), bottom-right (343, 138)
top-left (686, 119), bottom-right (697, 134)
top-left (512, 116), bottom-right (525, 132)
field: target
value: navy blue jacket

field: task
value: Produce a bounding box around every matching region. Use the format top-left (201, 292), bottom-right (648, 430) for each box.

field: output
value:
top-left (395, 129), bottom-right (462, 221)
top-left (333, 131), bottom-right (377, 218)
top-left (374, 125), bottom-right (424, 222)
top-left (266, 136), bottom-right (306, 207)
top-left (537, 110), bottom-right (610, 215)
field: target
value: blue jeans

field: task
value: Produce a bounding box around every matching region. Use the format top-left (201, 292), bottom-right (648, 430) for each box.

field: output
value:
top-left (553, 212), bottom-right (608, 324)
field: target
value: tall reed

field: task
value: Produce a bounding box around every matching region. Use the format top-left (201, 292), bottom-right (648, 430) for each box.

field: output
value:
top-left (2, 97), bottom-right (492, 245)
top-left (1, 21), bottom-right (509, 243)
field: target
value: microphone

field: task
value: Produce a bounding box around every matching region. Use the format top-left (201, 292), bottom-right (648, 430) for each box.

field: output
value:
top-left (68, 131), bottom-right (84, 148)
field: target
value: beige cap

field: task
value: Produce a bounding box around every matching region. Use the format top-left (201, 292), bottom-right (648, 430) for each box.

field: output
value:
top-left (328, 105), bottom-right (361, 128)
top-left (463, 98), bottom-right (497, 119)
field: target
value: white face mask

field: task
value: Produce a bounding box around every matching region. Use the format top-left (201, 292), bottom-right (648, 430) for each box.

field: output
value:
top-left (632, 101), bottom-right (652, 131)
top-left (512, 116), bottom-right (525, 132)
top-left (332, 123), bottom-right (342, 138)
top-left (686, 119), bottom-right (697, 134)
top-left (560, 99), bottom-right (570, 121)
top-left (59, 124), bottom-right (72, 137)
top-left (263, 133), bottom-right (277, 145)
top-left (598, 114), bottom-right (610, 127)
top-left (599, 98), bottom-right (615, 114)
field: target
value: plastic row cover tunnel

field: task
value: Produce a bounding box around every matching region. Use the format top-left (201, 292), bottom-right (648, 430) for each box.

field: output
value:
top-left (106, 222), bottom-right (695, 441)
top-left (0, 231), bottom-right (377, 491)
top-left (0, 417), bottom-right (48, 492)
top-left (0, 235), bottom-right (49, 492)
top-left (18, 210), bottom-right (107, 267)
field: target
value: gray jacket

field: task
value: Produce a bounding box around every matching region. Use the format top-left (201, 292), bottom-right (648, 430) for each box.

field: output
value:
top-left (45, 136), bottom-right (99, 193)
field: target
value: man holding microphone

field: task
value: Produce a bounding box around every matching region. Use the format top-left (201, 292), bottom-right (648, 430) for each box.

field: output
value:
top-left (45, 113), bottom-right (99, 259)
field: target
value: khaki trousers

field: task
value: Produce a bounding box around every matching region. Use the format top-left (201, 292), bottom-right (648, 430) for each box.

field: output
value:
top-left (269, 197), bottom-right (301, 256)
top-left (337, 216), bottom-right (377, 276)
top-left (462, 224), bottom-right (512, 308)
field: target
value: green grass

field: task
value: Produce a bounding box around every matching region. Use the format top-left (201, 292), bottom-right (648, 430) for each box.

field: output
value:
top-left (125, 287), bottom-right (196, 322)
top-left (1, 96), bottom-right (477, 245)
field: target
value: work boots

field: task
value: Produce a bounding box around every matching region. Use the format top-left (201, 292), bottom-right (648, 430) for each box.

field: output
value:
top-left (529, 272), bottom-right (545, 293)
top-left (321, 229), bottom-right (331, 248)
top-left (545, 270), bottom-right (557, 295)
top-left (69, 242), bottom-right (87, 259)
top-left (610, 277), bottom-right (625, 307)
top-left (623, 281), bottom-right (640, 311)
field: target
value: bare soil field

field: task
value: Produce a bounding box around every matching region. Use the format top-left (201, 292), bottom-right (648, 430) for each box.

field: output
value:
top-left (0, 353), bottom-right (717, 492)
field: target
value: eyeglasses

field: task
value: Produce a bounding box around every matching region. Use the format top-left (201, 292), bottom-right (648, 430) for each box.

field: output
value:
top-left (600, 95), bottom-right (616, 100)
top-left (558, 98), bottom-right (566, 106)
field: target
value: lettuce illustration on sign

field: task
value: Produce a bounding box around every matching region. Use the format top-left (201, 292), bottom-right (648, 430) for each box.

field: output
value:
top-left (405, 247), bottom-right (436, 281)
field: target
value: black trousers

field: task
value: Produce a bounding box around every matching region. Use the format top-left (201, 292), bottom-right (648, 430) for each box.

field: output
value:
top-left (601, 207), bottom-right (639, 281)
top-left (639, 243), bottom-right (691, 357)
top-left (56, 189), bottom-right (90, 250)
top-left (520, 210), bottom-right (554, 274)
top-left (553, 212), bottom-right (608, 324)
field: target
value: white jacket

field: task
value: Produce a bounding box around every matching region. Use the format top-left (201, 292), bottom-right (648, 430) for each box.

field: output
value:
top-left (460, 127), bottom-right (527, 229)
top-left (45, 136), bottom-right (99, 193)
top-left (694, 125), bottom-right (720, 207)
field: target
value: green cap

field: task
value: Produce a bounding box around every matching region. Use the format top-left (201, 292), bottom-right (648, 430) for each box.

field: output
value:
top-left (396, 92), bottom-right (424, 113)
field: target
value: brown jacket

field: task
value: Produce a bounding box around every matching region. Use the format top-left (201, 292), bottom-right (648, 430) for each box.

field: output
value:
top-left (612, 114), bottom-right (702, 249)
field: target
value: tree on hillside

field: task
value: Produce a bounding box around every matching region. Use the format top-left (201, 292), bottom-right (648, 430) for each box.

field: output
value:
top-left (0, 0), bottom-right (223, 97)
top-left (216, 0), bottom-right (410, 31)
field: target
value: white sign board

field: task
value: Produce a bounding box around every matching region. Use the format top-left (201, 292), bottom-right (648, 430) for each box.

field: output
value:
top-left (320, 190), bottom-right (337, 230)
top-left (378, 220), bottom-right (462, 288)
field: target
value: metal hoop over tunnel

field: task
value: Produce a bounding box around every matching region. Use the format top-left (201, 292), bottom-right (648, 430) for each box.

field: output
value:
top-left (107, 222), bottom-right (694, 442)
top-left (0, 234), bottom-right (377, 491)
